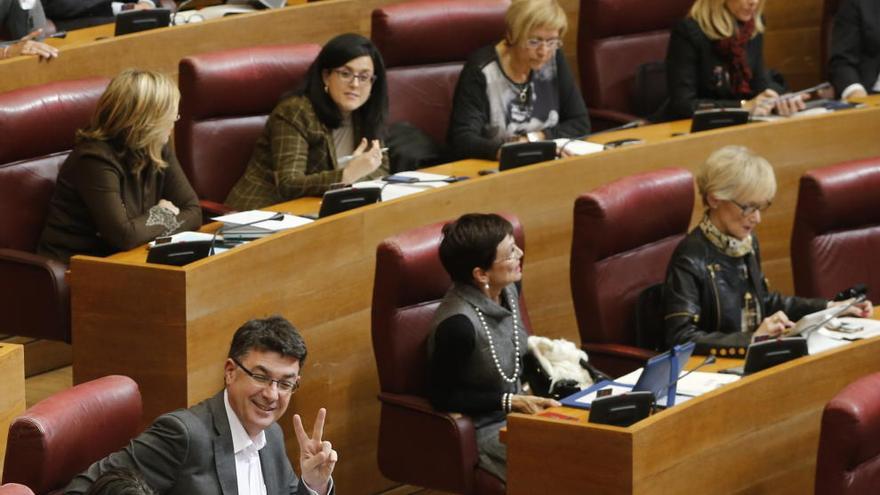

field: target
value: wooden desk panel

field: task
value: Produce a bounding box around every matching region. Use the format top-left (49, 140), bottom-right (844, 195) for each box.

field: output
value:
top-left (507, 336), bottom-right (880, 494)
top-left (71, 105), bottom-right (880, 494)
top-left (0, 344), bottom-right (25, 475)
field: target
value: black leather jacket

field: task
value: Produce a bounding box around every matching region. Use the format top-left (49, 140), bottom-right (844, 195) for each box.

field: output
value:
top-left (663, 228), bottom-right (826, 355)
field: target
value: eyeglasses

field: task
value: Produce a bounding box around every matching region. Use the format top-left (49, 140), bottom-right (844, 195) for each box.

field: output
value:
top-left (494, 243), bottom-right (524, 264)
top-left (525, 38), bottom-right (563, 50)
top-left (730, 199), bottom-right (772, 217)
top-left (232, 358), bottom-right (300, 394)
top-left (333, 68), bottom-right (377, 85)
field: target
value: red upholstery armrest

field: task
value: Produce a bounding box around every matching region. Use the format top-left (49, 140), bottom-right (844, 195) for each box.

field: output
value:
top-left (377, 392), bottom-right (479, 493)
top-left (0, 248), bottom-right (69, 342)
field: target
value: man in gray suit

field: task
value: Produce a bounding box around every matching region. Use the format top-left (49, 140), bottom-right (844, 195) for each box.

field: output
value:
top-left (0, 0), bottom-right (57, 59)
top-left (65, 316), bottom-right (337, 495)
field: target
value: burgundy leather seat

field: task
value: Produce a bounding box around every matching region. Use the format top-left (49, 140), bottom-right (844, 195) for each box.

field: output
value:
top-left (2, 375), bottom-right (142, 495)
top-left (0, 485), bottom-right (34, 495)
top-left (0, 77), bottom-right (108, 342)
top-left (791, 157), bottom-right (880, 299)
top-left (371, 214), bottom-right (527, 495)
top-left (371, 0), bottom-right (508, 146)
top-left (815, 371), bottom-right (880, 494)
top-left (577, 0), bottom-right (692, 128)
top-left (176, 43), bottom-right (320, 211)
top-left (570, 168), bottom-right (694, 376)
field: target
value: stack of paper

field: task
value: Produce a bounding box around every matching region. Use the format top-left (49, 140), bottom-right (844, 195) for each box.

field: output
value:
top-left (353, 171), bottom-right (453, 202)
top-left (212, 210), bottom-right (313, 240)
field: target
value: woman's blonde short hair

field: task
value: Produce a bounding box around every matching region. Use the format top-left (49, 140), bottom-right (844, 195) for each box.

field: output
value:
top-left (505, 0), bottom-right (567, 46)
top-left (78, 69), bottom-right (180, 172)
top-left (696, 145), bottom-right (776, 208)
top-left (689, 0), bottom-right (765, 40)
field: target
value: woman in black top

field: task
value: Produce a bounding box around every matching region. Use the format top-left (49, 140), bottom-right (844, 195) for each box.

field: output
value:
top-left (428, 213), bottom-right (558, 482)
top-left (448, 0), bottom-right (589, 160)
top-left (665, 0), bottom-right (806, 119)
top-left (663, 146), bottom-right (873, 355)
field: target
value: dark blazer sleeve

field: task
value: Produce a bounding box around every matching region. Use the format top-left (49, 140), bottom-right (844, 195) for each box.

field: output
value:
top-left (64, 413), bottom-right (192, 494)
top-left (429, 314), bottom-right (504, 413)
top-left (542, 50), bottom-right (590, 139)
top-left (666, 20), bottom-right (709, 119)
top-left (448, 55), bottom-right (504, 160)
top-left (829, 0), bottom-right (870, 95)
top-left (161, 151), bottom-right (202, 233)
top-left (43, 0), bottom-right (113, 19)
top-left (72, 154), bottom-right (172, 251)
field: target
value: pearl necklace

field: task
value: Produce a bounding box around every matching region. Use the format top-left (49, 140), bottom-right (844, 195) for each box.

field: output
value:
top-left (471, 293), bottom-right (521, 384)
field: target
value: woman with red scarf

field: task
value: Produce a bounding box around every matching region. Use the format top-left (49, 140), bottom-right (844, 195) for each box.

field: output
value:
top-left (665, 0), bottom-right (805, 119)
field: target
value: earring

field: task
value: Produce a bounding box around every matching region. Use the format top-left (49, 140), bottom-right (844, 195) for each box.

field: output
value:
top-left (323, 85), bottom-right (329, 93)
top-left (484, 283), bottom-right (490, 290)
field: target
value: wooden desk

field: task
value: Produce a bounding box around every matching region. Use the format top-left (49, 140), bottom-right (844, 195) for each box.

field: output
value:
top-left (0, 344), bottom-right (25, 476)
top-left (70, 105), bottom-right (880, 494)
top-left (506, 336), bottom-right (880, 494)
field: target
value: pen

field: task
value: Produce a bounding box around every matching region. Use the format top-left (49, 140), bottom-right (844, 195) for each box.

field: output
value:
top-left (337, 147), bottom-right (389, 166)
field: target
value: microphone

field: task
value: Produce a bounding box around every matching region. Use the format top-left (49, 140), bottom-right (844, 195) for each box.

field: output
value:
top-left (208, 212), bottom-right (285, 254)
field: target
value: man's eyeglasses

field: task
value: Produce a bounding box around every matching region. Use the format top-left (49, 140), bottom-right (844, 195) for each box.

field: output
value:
top-left (730, 199), bottom-right (772, 217)
top-left (232, 358), bottom-right (300, 394)
top-left (333, 68), bottom-right (377, 85)
top-left (525, 38), bottom-right (563, 50)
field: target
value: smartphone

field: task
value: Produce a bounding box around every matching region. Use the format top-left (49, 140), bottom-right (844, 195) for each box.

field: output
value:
top-left (596, 388), bottom-right (613, 398)
top-left (384, 174), bottom-right (419, 184)
top-left (154, 236), bottom-right (173, 245)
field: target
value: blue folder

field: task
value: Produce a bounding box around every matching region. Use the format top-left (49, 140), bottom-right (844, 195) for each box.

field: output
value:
top-left (561, 342), bottom-right (696, 410)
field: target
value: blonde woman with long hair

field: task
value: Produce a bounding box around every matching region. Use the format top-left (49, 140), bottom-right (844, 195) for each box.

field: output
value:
top-left (665, 0), bottom-right (806, 119)
top-left (39, 69), bottom-right (200, 262)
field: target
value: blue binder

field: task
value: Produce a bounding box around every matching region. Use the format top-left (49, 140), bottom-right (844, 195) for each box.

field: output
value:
top-left (560, 342), bottom-right (696, 410)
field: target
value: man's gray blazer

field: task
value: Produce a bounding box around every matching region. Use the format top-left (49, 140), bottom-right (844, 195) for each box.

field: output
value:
top-left (64, 390), bottom-right (314, 495)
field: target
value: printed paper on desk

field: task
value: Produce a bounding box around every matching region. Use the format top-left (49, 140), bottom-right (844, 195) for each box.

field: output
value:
top-left (353, 171), bottom-right (451, 202)
top-left (554, 138), bottom-right (605, 156)
top-left (212, 211), bottom-right (313, 231)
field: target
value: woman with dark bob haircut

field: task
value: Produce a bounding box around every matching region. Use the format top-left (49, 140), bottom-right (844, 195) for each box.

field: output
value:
top-left (226, 33), bottom-right (390, 210)
top-left (428, 213), bottom-right (559, 482)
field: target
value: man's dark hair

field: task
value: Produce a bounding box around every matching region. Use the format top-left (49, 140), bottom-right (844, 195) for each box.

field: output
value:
top-left (85, 468), bottom-right (155, 495)
top-left (301, 32), bottom-right (388, 140)
top-left (228, 315), bottom-right (308, 364)
top-left (438, 213), bottom-right (513, 284)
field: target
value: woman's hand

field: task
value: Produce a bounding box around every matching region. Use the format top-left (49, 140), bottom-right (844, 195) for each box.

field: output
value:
top-left (745, 89), bottom-right (806, 116)
top-left (341, 138), bottom-right (382, 184)
top-left (753, 310), bottom-right (794, 341)
top-left (157, 199), bottom-right (180, 216)
top-left (3, 29), bottom-right (58, 60)
top-left (511, 394), bottom-right (561, 414)
top-left (829, 298), bottom-right (874, 318)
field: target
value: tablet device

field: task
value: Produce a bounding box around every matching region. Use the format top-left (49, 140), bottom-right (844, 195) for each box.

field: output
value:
top-left (146, 240), bottom-right (212, 266)
top-left (742, 338), bottom-right (808, 375)
top-left (115, 8), bottom-right (171, 36)
top-left (498, 141), bottom-right (556, 171)
top-left (318, 187), bottom-right (381, 218)
top-left (690, 108), bottom-right (750, 133)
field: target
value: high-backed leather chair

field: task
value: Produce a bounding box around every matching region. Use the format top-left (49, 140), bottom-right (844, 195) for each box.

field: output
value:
top-left (791, 157), bottom-right (880, 299)
top-left (577, 0), bottom-right (693, 128)
top-left (176, 43), bottom-right (321, 211)
top-left (815, 371), bottom-right (880, 494)
top-left (570, 168), bottom-right (694, 376)
top-left (0, 77), bottom-right (108, 342)
top-left (371, 0), bottom-right (508, 146)
top-left (371, 214), bottom-right (526, 495)
top-left (2, 375), bottom-right (142, 495)
top-left (0, 485), bottom-right (34, 495)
